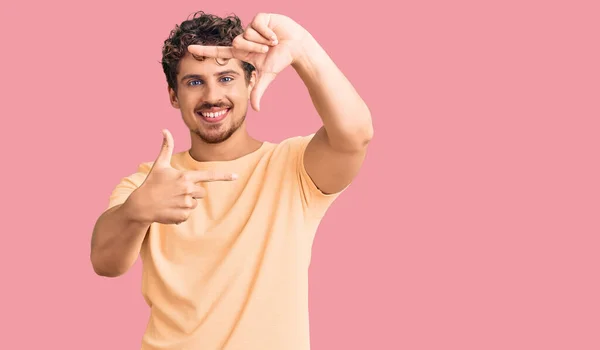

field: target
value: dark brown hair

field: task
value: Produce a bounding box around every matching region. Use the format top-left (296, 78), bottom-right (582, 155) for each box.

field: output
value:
top-left (161, 11), bottom-right (255, 93)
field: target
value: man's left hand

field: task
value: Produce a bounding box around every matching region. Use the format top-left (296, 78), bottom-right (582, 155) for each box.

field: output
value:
top-left (187, 13), bottom-right (313, 111)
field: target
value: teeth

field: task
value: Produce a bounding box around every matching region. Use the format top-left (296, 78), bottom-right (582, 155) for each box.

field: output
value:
top-left (201, 109), bottom-right (228, 118)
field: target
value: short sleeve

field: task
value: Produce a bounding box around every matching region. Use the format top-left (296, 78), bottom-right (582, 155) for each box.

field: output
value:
top-left (106, 163), bottom-right (152, 211)
top-left (292, 134), bottom-right (348, 218)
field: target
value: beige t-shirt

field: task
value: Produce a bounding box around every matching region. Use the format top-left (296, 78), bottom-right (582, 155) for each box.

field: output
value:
top-left (107, 134), bottom-right (345, 350)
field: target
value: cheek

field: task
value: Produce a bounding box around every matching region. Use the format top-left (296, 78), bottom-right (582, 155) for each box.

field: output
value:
top-left (230, 85), bottom-right (251, 102)
top-left (173, 89), bottom-right (192, 107)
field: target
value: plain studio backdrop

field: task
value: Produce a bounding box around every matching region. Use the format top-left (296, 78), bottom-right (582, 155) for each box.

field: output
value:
top-left (0, 0), bottom-right (598, 349)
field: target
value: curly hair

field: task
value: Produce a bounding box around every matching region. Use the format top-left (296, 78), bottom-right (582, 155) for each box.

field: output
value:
top-left (161, 11), bottom-right (255, 93)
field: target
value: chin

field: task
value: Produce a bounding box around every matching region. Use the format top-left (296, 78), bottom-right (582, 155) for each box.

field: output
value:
top-left (193, 121), bottom-right (240, 144)
top-left (186, 108), bottom-right (246, 144)
top-left (194, 129), bottom-right (234, 144)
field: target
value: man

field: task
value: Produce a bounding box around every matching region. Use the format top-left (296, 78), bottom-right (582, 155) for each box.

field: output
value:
top-left (91, 11), bottom-right (373, 350)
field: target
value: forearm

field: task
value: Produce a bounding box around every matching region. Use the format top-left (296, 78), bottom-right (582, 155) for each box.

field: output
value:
top-left (292, 34), bottom-right (374, 151)
top-left (90, 199), bottom-right (151, 277)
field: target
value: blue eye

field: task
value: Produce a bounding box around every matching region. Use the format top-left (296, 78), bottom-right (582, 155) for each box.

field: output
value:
top-left (221, 77), bottom-right (233, 83)
top-left (189, 80), bottom-right (202, 86)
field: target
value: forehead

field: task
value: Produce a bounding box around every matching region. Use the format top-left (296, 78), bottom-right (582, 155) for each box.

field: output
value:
top-left (177, 52), bottom-right (244, 78)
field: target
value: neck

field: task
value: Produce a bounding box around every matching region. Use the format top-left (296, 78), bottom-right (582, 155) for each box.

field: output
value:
top-left (188, 124), bottom-right (262, 162)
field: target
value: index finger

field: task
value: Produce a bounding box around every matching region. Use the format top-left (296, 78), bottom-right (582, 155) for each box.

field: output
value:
top-left (251, 13), bottom-right (277, 42)
top-left (186, 170), bottom-right (239, 182)
top-left (187, 45), bottom-right (234, 59)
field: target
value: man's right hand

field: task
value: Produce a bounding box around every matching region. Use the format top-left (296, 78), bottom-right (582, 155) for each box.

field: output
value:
top-left (125, 129), bottom-right (238, 225)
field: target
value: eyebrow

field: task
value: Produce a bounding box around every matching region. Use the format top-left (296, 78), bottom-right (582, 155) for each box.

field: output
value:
top-left (180, 70), bottom-right (241, 83)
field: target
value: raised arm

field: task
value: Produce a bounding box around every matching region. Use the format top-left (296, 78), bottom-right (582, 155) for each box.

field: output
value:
top-left (292, 35), bottom-right (373, 194)
top-left (187, 13), bottom-right (373, 194)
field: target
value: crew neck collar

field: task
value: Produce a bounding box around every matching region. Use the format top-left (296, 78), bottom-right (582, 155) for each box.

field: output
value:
top-left (182, 141), bottom-right (272, 170)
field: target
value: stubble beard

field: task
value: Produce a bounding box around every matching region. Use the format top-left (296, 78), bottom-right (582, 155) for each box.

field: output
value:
top-left (193, 112), bottom-right (246, 144)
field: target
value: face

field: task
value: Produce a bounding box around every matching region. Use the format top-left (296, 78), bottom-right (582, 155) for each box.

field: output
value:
top-left (168, 53), bottom-right (256, 144)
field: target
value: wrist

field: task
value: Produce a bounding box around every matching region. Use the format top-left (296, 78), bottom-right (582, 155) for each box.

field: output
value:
top-left (121, 189), bottom-right (153, 227)
top-left (291, 33), bottom-right (326, 73)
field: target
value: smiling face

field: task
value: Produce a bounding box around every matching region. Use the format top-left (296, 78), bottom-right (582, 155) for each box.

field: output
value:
top-left (169, 53), bottom-right (256, 144)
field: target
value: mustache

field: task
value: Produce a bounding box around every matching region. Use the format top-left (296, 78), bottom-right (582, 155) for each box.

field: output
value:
top-left (195, 102), bottom-right (232, 111)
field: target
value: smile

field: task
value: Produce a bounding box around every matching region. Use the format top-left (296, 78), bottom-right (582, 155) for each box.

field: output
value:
top-left (196, 108), bottom-right (230, 123)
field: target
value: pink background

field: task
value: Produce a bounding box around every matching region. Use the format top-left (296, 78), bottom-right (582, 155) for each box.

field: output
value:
top-left (1, 0), bottom-right (599, 349)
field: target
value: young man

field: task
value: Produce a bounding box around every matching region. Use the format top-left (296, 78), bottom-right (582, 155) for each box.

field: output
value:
top-left (91, 11), bottom-right (373, 350)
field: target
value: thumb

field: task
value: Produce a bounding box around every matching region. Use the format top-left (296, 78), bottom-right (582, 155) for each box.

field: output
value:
top-left (251, 71), bottom-right (276, 112)
top-left (153, 129), bottom-right (174, 168)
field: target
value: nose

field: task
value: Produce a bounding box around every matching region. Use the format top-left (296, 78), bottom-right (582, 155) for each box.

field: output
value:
top-left (204, 83), bottom-right (222, 104)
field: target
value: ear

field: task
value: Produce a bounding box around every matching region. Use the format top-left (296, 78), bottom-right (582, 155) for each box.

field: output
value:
top-left (247, 70), bottom-right (257, 100)
top-left (168, 86), bottom-right (180, 109)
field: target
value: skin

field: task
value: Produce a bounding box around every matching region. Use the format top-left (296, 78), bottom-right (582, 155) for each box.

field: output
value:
top-left (167, 54), bottom-right (263, 162)
top-left (90, 13), bottom-right (373, 277)
top-left (186, 13), bottom-right (374, 194)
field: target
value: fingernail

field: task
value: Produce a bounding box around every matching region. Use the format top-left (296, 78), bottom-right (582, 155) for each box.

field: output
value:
top-left (262, 45), bottom-right (269, 52)
top-left (232, 173), bottom-right (239, 180)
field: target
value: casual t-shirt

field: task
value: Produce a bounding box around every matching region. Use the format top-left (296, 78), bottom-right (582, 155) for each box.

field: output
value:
top-left (106, 134), bottom-right (345, 350)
